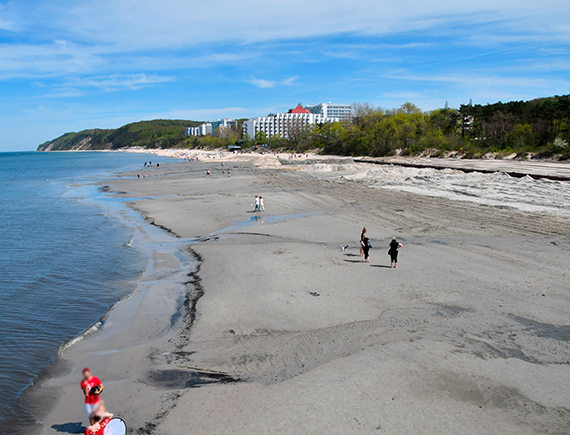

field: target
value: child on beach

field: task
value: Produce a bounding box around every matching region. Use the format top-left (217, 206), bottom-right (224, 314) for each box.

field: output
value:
top-left (85, 410), bottom-right (113, 435)
top-left (90, 400), bottom-right (112, 423)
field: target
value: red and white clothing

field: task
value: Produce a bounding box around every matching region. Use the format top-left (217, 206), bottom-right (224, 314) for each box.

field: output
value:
top-left (80, 376), bottom-right (102, 417)
top-left (85, 417), bottom-right (111, 435)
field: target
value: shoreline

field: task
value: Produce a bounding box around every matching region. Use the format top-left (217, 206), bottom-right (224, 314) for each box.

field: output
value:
top-left (12, 166), bottom-right (197, 435)
top-left (27, 155), bottom-right (570, 434)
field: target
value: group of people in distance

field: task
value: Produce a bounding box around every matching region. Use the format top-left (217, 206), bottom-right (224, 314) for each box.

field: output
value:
top-left (80, 368), bottom-right (113, 435)
top-left (137, 161), bottom-right (159, 179)
top-left (253, 195), bottom-right (265, 213)
top-left (206, 162), bottom-right (231, 178)
top-left (360, 227), bottom-right (403, 268)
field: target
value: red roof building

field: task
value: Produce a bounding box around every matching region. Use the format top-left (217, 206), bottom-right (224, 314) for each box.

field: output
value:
top-left (288, 104), bottom-right (309, 114)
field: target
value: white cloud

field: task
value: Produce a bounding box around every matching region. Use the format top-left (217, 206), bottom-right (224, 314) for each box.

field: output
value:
top-left (388, 72), bottom-right (570, 90)
top-left (247, 75), bottom-right (298, 88)
top-left (0, 40), bottom-right (104, 79)
top-left (0, 3), bottom-right (19, 31)
top-left (0, 0), bottom-right (567, 80)
top-left (74, 73), bottom-right (175, 91)
top-left (28, 74), bottom-right (174, 98)
top-left (54, 0), bottom-right (568, 49)
top-left (0, 17), bottom-right (16, 31)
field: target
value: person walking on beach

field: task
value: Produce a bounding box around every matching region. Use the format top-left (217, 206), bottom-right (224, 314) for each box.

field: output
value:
top-left (360, 227), bottom-right (367, 257)
top-left (207, 169), bottom-right (211, 177)
top-left (254, 195), bottom-right (260, 212)
top-left (228, 169), bottom-right (231, 178)
top-left (80, 368), bottom-right (104, 418)
top-left (361, 231), bottom-right (371, 263)
top-left (260, 196), bottom-right (265, 212)
top-left (389, 237), bottom-right (403, 268)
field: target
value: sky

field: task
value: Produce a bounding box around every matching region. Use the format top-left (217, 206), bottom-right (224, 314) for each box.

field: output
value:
top-left (0, 0), bottom-right (569, 151)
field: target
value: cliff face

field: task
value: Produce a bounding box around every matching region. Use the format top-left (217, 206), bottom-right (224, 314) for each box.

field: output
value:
top-left (37, 119), bottom-right (202, 151)
top-left (37, 130), bottom-right (113, 151)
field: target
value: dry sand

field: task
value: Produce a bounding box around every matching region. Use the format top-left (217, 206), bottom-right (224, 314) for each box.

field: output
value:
top-left (34, 155), bottom-right (570, 434)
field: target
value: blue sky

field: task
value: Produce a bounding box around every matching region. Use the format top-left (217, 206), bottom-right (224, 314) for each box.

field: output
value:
top-left (0, 0), bottom-right (569, 151)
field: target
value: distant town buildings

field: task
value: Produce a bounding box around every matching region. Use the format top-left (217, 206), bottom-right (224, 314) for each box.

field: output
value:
top-left (306, 102), bottom-right (353, 121)
top-left (185, 119), bottom-right (238, 137)
top-left (211, 118), bottom-right (235, 133)
top-left (185, 103), bottom-right (352, 140)
top-left (243, 103), bottom-right (350, 140)
top-left (185, 123), bottom-right (213, 137)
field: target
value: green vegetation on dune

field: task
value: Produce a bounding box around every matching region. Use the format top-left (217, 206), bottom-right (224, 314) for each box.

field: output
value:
top-left (294, 96), bottom-right (570, 159)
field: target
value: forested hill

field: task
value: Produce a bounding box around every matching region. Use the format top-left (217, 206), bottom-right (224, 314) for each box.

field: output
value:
top-left (37, 119), bottom-right (202, 151)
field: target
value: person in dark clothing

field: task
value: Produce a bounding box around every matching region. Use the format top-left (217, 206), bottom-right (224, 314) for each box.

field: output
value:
top-left (389, 237), bottom-right (403, 268)
top-left (361, 232), bottom-right (371, 263)
top-left (360, 227), bottom-right (367, 257)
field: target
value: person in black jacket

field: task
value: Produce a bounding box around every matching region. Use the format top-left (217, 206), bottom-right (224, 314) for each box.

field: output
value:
top-left (389, 237), bottom-right (403, 268)
top-left (361, 231), bottom-right (371, 263)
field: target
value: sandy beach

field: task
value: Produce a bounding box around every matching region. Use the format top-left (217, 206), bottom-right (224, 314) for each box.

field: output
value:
top-left (32, 154), bottom-right (570, 435)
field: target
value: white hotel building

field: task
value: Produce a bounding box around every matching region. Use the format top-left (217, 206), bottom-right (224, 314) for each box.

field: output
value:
top-left (185, 123), bottom-right (213, 137)
top-left (306, 102), bottom-right (353, 121)
top-left (243, 104), bottom-right (342, 140)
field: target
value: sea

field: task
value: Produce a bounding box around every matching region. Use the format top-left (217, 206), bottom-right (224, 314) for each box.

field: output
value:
top-left (0, 151), bottom-right (175, 432)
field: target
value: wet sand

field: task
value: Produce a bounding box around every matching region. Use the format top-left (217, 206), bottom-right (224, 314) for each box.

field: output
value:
top-left (35, 156), bottom-right (570, 434)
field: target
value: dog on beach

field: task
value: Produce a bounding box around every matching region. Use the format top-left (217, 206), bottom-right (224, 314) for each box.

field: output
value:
top-left (341, 245), bottom-right (349, 252)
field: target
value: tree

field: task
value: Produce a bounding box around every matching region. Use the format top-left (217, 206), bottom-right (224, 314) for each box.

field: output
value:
top-left (254, 131), bottom-right (268, 145)
top-left (400, 102), bottom-right (422, 115)
top-left (352, 102), bottom-right (375, 125)
top-left (242, 133), bottom-right (253, 146)
top-left (506, 124), bottom-right (534, 150)
top-left (483, 112), bottom-right (518, 149)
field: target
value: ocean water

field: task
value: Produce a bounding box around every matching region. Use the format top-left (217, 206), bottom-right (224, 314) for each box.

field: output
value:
top-left (0, 151), bottom-right (173, 431)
